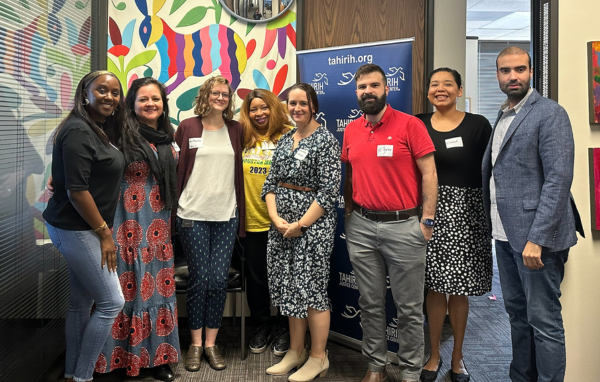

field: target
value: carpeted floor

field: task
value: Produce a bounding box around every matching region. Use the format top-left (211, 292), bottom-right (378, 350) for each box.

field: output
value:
top-left (426, 254), bottom-right (512, 382)
top-left (71, 256), bottom-right (511, 382)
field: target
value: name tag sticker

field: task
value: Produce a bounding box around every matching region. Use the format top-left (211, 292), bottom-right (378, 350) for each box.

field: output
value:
top-left (445, 137), bottom-right (463, 149)
top-left (172, 142), bottom-right (180, 152)
top-left (295, 148), bottom-right (309, 160)
top-left (189, 137), bottom-right (203, 149)
top-left (377, 145), bottom-right (393, 157)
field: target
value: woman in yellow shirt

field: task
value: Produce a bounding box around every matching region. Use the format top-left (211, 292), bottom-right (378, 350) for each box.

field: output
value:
top-left (239, 89), bottom-right (292, 357)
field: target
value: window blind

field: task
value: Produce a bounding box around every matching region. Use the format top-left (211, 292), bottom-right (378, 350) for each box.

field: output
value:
top-left (0, 1), bottom-right (92, 380)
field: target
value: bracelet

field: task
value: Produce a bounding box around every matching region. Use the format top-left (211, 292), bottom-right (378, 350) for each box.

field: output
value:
top-left (93, 221), bottom-right (108, 233)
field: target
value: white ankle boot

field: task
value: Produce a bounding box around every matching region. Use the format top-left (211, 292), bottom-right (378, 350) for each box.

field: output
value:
top-left (266, 348), bottom-right (309, 376)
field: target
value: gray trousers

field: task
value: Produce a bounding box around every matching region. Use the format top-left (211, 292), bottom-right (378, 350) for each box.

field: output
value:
top-left (346, 212), bottom-right (426, 381)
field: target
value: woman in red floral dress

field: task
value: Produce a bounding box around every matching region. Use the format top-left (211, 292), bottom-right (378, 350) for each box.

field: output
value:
top-left (96, 78), bottom-right (180, 382)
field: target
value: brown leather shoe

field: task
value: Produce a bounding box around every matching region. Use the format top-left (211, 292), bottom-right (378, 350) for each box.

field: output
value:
top-left (185, 345), bottom-right (203, 372)
top-left (362, 368), bottom-right (387, 382)
top-left (361, 368), bottom-right (389, 382)
top-left (205, 345), bottom-right (226, 370)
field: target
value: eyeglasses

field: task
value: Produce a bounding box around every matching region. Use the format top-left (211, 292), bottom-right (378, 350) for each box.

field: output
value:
top-left (210, 91), bottom-right (230, 99)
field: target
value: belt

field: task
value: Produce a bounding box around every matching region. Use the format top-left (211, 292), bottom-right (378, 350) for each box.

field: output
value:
top-left (355, 204), bottom-right (422, 222)
top-left (278, 182), bottom-right (317, 192)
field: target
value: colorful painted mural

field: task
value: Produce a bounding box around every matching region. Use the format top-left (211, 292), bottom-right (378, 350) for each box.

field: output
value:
top-left (590, 41), bottom-right (600, 124)
top-left (0, 0), bottom-right (295, 240)
top-left (108, 0), bottom-right (297, 125)
top-left (0, 0), bottom-right (92, 239)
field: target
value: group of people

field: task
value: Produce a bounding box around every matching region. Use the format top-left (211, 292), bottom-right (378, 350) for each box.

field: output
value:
top-left (43, 44), bottom-right (582, 382)
top-left (43, 70), bottom-right (340, 382)
top-left (341, 48), bottom-right (582, 382)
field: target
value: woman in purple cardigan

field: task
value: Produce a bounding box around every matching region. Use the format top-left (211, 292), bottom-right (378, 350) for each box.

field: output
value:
top-left (174, 76), bottom-right (245, 372)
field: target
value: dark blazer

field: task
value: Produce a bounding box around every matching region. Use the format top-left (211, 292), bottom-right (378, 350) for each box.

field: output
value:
top-left (175, 116), bottom-right (246, 236)
top-left (482, 89), bottom-right (583, 253)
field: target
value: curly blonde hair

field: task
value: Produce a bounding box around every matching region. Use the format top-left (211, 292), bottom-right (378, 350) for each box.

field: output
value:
top-left (193, 76), bottom-right (236, 120)
top-left (239, 89), bottom-right (292, 148)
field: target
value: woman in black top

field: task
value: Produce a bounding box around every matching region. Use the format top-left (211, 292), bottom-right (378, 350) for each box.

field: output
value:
top-left (417, 68), bottom-right (493, 382)
top-left (43, 70), bottom-right (127, 382)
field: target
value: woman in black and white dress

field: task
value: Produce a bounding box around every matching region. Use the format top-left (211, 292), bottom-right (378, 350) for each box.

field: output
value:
top-left (262, 83), bottom-right (341, 382)
top-left (416, 68), bottom-right (493, 382)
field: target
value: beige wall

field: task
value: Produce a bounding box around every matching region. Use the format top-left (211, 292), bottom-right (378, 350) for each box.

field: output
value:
top-left (558, 1), bottom-right (600, 380)
top-left (433, 0), bottom-right (467, 111)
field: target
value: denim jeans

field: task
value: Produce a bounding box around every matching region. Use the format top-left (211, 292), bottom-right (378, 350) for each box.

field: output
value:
top-left (46, 223), bottom-right (124, 382)
top-left (495, 240), bottom-right (568, 382)
top-left (346, 213), bottom-right (426, 382)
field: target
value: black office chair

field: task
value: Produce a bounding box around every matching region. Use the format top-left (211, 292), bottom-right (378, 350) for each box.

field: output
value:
top-left (173, 236), bottom-right (247, 360)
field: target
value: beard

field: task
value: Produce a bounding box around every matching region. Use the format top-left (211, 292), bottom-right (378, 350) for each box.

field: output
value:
top-left (500, 79), bottom-right (530, 103)
top-left (358, 92), bottom-right (387, 115)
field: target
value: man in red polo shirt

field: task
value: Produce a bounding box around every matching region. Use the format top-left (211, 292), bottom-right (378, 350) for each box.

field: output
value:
top-left (342, 64), bottom-right (438, 382)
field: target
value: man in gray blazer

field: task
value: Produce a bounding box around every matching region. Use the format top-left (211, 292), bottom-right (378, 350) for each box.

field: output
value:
top-left (482, 46), bottom-right (584, 382)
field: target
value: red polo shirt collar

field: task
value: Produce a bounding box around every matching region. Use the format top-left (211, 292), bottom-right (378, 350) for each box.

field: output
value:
top-left (362, 104), bottom-right (393, 130)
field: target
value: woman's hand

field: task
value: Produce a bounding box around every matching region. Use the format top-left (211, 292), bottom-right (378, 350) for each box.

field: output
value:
top-left (283, 221), bottom-right (302, 238)
top-left (46, 175), bottom-right (54, 197)
top-left (98, 229), bottom-right (117, 273)
top-left (273, 216), bottom-right (290, 235)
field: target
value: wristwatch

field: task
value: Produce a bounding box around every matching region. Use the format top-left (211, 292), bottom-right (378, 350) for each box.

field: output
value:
top-left (420, 217), bottom-right (435, 228)
top-left (298, 222), bottom-right (308, 233)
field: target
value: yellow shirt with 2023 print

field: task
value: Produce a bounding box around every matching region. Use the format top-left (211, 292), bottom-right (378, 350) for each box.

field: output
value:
top-left (243, 139), bottom-right (278, 232)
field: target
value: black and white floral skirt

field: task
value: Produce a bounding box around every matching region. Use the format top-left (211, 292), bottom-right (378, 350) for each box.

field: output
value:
top-left (266, 189), bottom-right (336, 318)
top-left (425, 185), bottom-right (493, 296)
